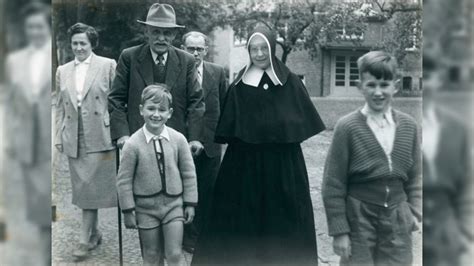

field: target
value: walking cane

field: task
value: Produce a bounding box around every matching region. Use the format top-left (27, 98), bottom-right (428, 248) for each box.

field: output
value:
top-left (116, 145), bottom-right (123, 266)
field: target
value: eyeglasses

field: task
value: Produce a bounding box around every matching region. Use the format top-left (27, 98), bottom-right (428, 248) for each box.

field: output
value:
top-left (185, 46), bottom-right (206, 53)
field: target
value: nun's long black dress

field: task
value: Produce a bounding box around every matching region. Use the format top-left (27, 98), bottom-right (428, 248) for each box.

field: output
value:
top-left (192, 27), bottom-right (325, 266)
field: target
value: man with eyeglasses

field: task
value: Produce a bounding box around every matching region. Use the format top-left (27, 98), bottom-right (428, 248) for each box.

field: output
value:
top-left (109, 3), bottom-right (204, 155)
top-left (181, 31), bottom-right (228, 253)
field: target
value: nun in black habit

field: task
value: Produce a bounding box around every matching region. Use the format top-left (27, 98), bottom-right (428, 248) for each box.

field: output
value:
top-left (192, 25), bottom-right (326, 265)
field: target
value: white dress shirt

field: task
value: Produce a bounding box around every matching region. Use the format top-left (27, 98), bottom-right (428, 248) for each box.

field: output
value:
top-left (196, 62), bottom-right (204, 85)
top-left (361, 104), bottom-right (396, 171)
top-left (74, 54), bottom-right (92, 107)
top-left (422, 105), bottom-right (440, 181)
top-left (143, 125), bottom-right (171, 153)
top-left (150, 48), bottom-right (168, 65)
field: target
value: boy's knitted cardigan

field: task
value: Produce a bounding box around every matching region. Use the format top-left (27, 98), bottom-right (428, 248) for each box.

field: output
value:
top-left (117, 127), bottom-right (198, 211)
top-left (322, 109), bottom-right (421, 236)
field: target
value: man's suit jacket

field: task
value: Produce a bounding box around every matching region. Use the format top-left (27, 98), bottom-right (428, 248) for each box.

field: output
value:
top-left (5, 47), bottom-right (51, 165)
top-left (108, 44), bottom-right (204, 141)
top-left (200, 61), bottom-right (227, 158)
top-left (55, 53), bottom-right (117, 158)
top-left (423, 107), bottom-right (474, 244)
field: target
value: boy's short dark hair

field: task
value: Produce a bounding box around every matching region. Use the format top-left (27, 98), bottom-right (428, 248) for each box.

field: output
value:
top-left (67, 22), bottom-right (99, 48)
top-left (141, 84), bottom-right (173, 106)
top-left (357, 51), bottom-right (398, 80)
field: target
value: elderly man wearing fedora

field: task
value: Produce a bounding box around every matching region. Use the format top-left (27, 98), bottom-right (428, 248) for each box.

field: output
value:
top-left (109, 3), bottom-right (204, 153)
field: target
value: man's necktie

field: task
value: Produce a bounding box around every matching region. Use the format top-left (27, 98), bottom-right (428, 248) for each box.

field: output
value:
top-left (156, 54), bottom-right (165, 81)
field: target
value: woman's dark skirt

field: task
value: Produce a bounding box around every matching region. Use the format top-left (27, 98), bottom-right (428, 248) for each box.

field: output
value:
top-left (192, 142), bottom-right (318, 265)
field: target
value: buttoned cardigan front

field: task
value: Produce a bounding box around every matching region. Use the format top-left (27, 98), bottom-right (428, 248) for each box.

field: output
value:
top-left (117, 126), bottom-right (198, 211)
top-left (322, 109), bottom-right (422, 236)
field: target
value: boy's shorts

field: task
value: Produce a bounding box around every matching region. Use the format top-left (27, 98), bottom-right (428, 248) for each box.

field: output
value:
top-left (135, 194), bottom-right (185, 230)
top-left (341, 195), bottom-right (417, 266)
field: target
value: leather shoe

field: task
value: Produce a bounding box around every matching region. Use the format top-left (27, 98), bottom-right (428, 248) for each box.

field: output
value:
top-left (72, 243), bottom-right (89, 261)
top-left (88, 231), bottom-right (102, 250)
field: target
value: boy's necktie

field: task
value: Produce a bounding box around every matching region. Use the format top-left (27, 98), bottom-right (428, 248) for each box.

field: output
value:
top-left (152, 136), bottom-right (165, 180)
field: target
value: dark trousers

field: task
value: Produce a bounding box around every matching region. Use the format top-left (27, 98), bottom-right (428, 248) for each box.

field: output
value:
top-left (184, 152), bottom-right (221, 248)
top-left (340, 196), bottom-right (416, 266)
top-left (423, 191), bottom-right (466, 266)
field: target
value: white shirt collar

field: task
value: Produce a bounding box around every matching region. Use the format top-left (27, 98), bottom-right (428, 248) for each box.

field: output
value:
top-left (75, 53), bottom-right (93, 65)
top-left (242, 65), bottom-right (280, 87)
top-left (150, 48), bottom-right (168, 65)
top-left (197, 62), bottom-right (204, 74)
top-left (143, 125), bottom-right (170, 143)
top-left (361, 104), bottom-right (394, 124)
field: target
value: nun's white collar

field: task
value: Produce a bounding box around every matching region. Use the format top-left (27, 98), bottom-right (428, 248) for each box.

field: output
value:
top-left (242, 65), bottom-right (280, 87)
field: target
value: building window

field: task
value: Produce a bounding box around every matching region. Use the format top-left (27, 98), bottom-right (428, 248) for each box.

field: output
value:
top-left (349, 56), bottom-right (359, 86)
top-left (402, 76), bottom-right (413, 91)
top-left (335, 56), bottom-right (346, 86)
top-left (333, 55), bottom-right (359, 87)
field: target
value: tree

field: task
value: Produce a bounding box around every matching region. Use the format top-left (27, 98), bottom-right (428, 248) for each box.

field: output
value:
top-left (54, 0), bottom-right (228, 65)
top-left (53, 0), bottom-right (422, 67)
top-left (378, 9), bottom-right (421, 63)
top-left (371, 0), bottom-right (422, 63)
top-left (304, 1), bottom-right (369, 60)
top-left (228, 0), bottom-right (321, 64)
top-left (226, 1), bottom-right (371, 63)
top-left (54, 0), bottom-right (147, 64)
top-left (371, 0), bottom-right (422, 19)
top-left (225, 0), bottom-right (422, 65)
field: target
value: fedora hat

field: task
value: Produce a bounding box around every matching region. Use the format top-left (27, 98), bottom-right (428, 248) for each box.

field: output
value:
top-left (137, 3), bottom-right (185, 28)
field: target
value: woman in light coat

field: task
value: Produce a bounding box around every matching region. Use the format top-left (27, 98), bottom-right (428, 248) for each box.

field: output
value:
top-left (55, 22), bottom-right (117, 261)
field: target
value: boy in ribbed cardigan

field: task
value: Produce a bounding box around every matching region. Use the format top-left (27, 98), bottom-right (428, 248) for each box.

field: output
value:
top-left (322, 51), bottom-right (421, 265)
top-left (116, 84), bottom-right (197, 265)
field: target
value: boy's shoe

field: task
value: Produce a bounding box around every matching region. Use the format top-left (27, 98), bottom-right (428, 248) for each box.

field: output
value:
top-left (88, 231), bottom-right (103, 250)
top-left (72, 243), bottom-right (89, 261)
